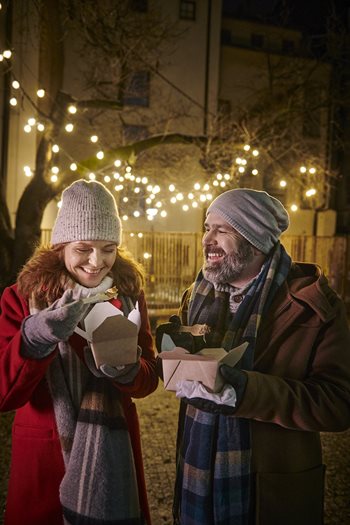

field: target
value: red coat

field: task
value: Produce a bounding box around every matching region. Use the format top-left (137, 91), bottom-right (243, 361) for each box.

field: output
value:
top-left (0, 285), bottom-right (159, 525)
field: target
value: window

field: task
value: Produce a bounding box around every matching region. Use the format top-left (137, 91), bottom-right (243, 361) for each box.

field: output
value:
top-left (179, 0), bottom-right (196, 21)
top-left (302, 84), bottom-right (322, 139)
top-left (251, 33), bottom-right (264, 48)
top-left (218, 99), bottom-right (232, 138)
top-left (221, 29), bottom-right (232, 45)
top-left (123, 124), bottom-right (149, 142)
top-left (129, 0), bottom-right (148, 12)
top-left (282, 39), bottom-right (295, 54)
top-left (123, 71), bottom-right (150, 107)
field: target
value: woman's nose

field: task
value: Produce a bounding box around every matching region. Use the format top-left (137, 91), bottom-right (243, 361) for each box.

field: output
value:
top-left (89, 250), bottom-right (103, 267)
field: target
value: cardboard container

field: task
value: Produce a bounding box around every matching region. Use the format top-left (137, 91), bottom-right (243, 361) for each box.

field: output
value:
top-left (159, 342), bottom-right (248, 393)
top-left (74, 301), bottom-right (140, 368)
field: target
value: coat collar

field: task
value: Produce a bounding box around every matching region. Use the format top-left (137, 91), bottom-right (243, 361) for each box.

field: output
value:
top-left (270, 262), bottom-right (336, 323)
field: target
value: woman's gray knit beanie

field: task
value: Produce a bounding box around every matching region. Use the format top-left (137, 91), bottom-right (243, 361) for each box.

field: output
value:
top-left (206, 188), bottom-right (289, 254)
top-left (51, 179), bottom-right (122, 245)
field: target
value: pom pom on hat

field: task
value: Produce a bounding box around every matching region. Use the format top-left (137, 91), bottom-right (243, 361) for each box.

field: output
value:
top-left (51, 179), bottom-right (122, 245)
top-left (206, 188), bottom-right (289, 254)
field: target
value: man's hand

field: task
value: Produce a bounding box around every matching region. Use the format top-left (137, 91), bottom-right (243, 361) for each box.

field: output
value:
top-left (219, 365), bottom-right (248, 408)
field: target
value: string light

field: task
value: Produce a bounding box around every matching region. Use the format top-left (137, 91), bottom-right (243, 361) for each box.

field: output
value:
top-left (23, 166), bottom-right (32, 177)
top-left (11, 66), bottom-right (321, 224)
top-left (305, 188), bottom-right (317, 197)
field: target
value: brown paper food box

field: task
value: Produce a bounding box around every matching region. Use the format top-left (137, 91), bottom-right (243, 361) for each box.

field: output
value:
top-left (90, 315), bottom-right (138, 368)
top-left (159, 342), bottom-right (248, 393)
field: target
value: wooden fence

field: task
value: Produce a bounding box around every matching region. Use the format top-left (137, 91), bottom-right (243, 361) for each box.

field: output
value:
top-left (42, 230), bottom-right (350, 320)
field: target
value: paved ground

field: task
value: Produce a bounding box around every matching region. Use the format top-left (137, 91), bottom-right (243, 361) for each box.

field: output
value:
top-left (135, 384), bottom-right (350, 525)
top-left (1, 385), bottom-right (349, 525)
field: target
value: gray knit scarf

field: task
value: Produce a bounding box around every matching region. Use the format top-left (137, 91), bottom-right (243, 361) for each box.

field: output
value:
top-left (33, 278), bottom-right (144, 525)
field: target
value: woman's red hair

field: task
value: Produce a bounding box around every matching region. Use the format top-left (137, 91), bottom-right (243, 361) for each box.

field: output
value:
top-left (17, 244), bottom-right (145, 306)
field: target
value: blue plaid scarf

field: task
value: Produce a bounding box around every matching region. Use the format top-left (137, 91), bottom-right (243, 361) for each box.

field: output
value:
top-left (174, 243), bottom-right (291, 525)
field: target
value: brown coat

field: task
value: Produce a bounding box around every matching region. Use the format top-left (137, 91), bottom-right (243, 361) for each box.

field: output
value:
top-left (179, 262), bottom-right (350, 525)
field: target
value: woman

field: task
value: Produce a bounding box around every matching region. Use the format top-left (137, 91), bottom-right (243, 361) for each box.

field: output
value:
top-left (0, 179), bottom-right (158, 525)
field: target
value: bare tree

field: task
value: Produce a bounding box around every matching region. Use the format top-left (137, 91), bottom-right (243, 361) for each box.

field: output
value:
top-left (0, 0), bottom-right (347, 290)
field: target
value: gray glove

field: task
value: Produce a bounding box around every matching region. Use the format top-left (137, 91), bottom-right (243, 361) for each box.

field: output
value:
top-left (21, 289), bottom-right (90, 358)
top-left (84, 345), bottom-right (142, 383)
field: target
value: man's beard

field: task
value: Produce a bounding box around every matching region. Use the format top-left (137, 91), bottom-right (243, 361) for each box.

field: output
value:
top-left (203, 239), bottom-right (255, 284)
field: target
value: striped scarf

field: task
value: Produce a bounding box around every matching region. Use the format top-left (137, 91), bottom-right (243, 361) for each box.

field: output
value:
top-left (174, 243), bottom-right (291, 525)
top-left (34, 278), bottom-right (144, 525)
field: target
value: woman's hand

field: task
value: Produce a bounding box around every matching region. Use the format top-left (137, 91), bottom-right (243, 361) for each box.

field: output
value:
top-left (21, 289), bottom-right (90, 358)
top-left (84, 346), bottom-right (142, 383)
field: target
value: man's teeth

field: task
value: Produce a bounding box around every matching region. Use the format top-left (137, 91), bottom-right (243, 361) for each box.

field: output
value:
top-left (207, 252), bottom-right (224, 258)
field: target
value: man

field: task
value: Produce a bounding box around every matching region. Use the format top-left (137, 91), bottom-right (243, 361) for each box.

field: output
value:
top-left (171, 188), bottom-right (350, 525)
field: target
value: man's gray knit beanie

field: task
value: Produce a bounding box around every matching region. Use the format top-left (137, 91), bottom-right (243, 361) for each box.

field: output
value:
top-left (51, 179), bottom-right (122, 245)
top-left (206, 188), bottom-right (289, 254)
